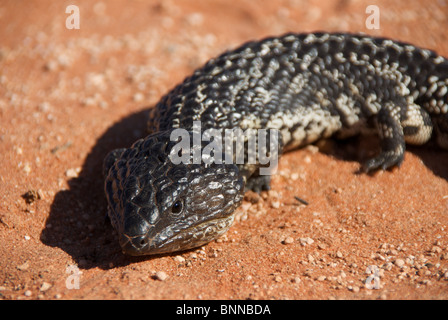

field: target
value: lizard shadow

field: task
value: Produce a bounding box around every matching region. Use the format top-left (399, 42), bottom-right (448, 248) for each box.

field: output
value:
top-left (321, 135), bottom-right (448, 181)
top-left (405, 145), bottom-right (448, 181)
top-left (41, 108), bottom-right (170, 269)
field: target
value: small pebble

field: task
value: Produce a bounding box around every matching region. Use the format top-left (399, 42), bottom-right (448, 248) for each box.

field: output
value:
top-left (65, 167), bottom-right (80, 178)
top-left (394, 259), bottom-right (405, 268)
top-left (185, 12), bottom-right (204, 26)
top-left (431, 246), bottom-right (442, 253)
top-left (271, 201), bottom-right (280, 209)
top-left (81, 97), bottom-right (96, 107)
top-left (317, 243), bottom-right (326, 250)
top-left (317, 275), bottom-right (326, 281)
top-left (40, 282), bottom-right (52, 292)
top-left (155, 271), bottom-right (168, 281)
top-left (347, 285), bottom-right (360, 293)
top-left (174, 255), bottom-right (185, 263)
top-left (267, 190), bottom-right (279, 198)
top-left (24, 290), bottom-right (32, 297)
top-left (299, 237), bottom-right (314, 246)
top-left (133, 92), bottom-right (145, 102)
top-left (17, 261), bottom-right (30, 271)
top-left (38, 102), bottom-right (51, 112)
top-left (23, 163), bottom-right (31, 174)
top-left (44, 60), bottom-right (58, 72)
top-left (282, 236), bottom-right (294, 244)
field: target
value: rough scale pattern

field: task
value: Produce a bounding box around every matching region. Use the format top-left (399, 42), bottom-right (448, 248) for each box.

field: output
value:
top-left (104, 32), bottom-right (448, 255)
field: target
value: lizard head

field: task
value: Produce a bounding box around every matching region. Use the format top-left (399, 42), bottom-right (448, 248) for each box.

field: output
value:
top-left (104, 130), bottom-right (244, 256)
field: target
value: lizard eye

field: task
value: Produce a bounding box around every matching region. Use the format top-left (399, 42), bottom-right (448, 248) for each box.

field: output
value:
top-left (171, 200), bottom-right (183, 215)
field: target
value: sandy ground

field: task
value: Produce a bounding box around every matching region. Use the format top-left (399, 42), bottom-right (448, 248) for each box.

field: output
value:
top-left (0, 0), bottom-right (447, 300)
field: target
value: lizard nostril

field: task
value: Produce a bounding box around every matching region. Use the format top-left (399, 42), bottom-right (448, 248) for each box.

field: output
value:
top-left (128, 235), bottom-right (149, 251)
top-left (120, 234), bottom-right (150, 255)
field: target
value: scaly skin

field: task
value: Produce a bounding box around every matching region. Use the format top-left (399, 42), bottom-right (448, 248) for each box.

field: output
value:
top-left (104, 32), bottom-right (448, 255)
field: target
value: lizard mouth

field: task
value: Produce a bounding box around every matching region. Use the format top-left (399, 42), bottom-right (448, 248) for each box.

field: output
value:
top-left (120, 215), bottom-right (235, 256)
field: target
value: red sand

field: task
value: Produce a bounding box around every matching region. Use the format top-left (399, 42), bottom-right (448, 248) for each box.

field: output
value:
top-left (0, 0), bottom-right (447, 299)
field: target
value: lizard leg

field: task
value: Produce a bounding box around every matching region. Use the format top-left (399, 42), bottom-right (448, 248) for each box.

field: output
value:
top-left (241, 128), bottom-right (283, 193)
top-left (245, 173), bottom-right (272, 193)
top-left (363, 102), bottom-right (406, 172)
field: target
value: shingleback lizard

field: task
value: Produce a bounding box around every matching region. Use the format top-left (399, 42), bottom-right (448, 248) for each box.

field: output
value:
top-left (103, 32), bottom-right (448, 256)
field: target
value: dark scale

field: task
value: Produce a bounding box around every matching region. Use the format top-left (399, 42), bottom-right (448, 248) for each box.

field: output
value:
top-left (104, 32), bottom-right (448, 255)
